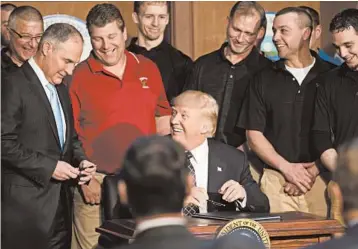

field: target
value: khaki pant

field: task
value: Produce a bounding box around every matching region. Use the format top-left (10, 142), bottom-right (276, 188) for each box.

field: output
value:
top-left (71, 173), bottom-right (106, 249)
top-left (261, 168), bottom-right (328, 217)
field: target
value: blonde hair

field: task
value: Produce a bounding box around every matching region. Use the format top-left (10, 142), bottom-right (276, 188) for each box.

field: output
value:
top-left (173, 90), bottom-right (219, 137)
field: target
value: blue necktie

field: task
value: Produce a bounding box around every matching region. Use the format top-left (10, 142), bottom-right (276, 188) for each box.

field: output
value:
top-left (46, 84), bottom-right (64, 149)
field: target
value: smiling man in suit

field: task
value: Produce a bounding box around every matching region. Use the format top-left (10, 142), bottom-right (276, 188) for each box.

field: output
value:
top-left (1, 23), bottom-right (96, 249)
top-left (171, 90), bottom-right (269, 214)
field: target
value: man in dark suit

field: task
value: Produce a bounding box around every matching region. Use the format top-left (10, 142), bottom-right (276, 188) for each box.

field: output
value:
top-left (304, 137), bottom-right (358, 249)
top-left (116, 136), bottom-right (209, 249)
top-left (171, 90), bottom-right (269, 214)
top-left (1, 23), bottom-right (96, 249)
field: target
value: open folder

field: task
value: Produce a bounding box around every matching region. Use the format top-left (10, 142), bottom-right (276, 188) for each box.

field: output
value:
top-left (191, 211), bottom-right (282, 222)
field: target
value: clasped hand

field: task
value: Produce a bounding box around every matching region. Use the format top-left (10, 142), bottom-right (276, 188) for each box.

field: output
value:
top-left (52, 160), bottom-right (96, 185)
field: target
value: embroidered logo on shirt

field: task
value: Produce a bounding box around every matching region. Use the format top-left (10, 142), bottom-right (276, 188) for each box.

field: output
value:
top-left (217, 166), bottom-right (222, 172)
top-left (139, 77), bottom-right (149, 89)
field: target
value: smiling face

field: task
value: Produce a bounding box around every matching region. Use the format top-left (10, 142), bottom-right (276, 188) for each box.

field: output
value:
top-left (170, 103), bottom-right (206, 150)
top-left (332, 27), bottom-right (358, 71)
top-left (41, 36), bottom-right (83, 85)
top-left (89, 21), bottom-right (127, 67)
top-left (273, 12), bottom-right (310, 60)
top-left (8, 19), bottom-right (43, 64)
top-left (133, 2), bottom-right (169, 42)
top-left (226, 10), bottom-right (262, 56)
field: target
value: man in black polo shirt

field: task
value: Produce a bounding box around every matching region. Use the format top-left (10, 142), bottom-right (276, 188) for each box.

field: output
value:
top-left (312, 9), bottom-right (358, 173)
top-left (1, 6), bottom-right (43, 76)
top-left (184, 1), bottom-right (271, 146)
top-left (238, 7), bottom-right (334, 216)
top-left (128, 1), bottom-right (193, 102)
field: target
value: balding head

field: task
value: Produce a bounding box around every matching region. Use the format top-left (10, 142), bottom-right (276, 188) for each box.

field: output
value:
top-left (6, 6), bottom-right (43, 65)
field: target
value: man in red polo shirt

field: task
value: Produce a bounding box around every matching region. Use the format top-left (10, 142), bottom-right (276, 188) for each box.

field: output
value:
top-left (69, 4), bottom-right (171, 249)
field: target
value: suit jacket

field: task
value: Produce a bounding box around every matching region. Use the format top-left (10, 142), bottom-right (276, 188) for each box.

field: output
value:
top-left (206, 139), bottom-right (269, 213)
top-left (1, 62), bottom-right (88, 249)
top-left (114, 225), bottom-right (210, 249)
top-left (304, 224), bottom-right (358, 249)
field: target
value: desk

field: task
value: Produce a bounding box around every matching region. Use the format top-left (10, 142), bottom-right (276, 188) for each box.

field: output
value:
top-left (97, 212), bottom-right (344, 249)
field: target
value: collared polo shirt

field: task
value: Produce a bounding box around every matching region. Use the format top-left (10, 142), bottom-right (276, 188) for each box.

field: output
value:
top-left (312, 63), bottom-right (358, 155)
top-left (238, 53), bottom-right (334, 163)
top-left (69, 50), bottom-right (171, 173)
top-left (185, 43), bottom-right (272, 146)
top-left (127, 38), bottom-right (193, 101)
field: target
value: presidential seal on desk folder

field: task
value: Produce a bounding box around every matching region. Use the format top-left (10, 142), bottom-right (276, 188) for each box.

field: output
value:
top-left (216, 218), bottom-right (271, 248)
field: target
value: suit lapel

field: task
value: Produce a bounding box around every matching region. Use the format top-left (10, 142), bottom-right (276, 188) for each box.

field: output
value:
top-left (57, 85), bottom-right (70, 152)
top-left (207, 139), bottom-right (227, 193)
top-left (22, 62), bottom-right (61, 148)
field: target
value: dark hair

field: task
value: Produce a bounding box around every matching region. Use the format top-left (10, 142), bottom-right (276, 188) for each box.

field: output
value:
top-left (8, 5), bottom-right (43, 29)
top-left (330, 8), bottom-right (358, 33)
top-left (134, 1), bottom-right (170, 15)
top-left (86, 3), bottom-right (125, 32)
top-left (299, 6), bottom-right (320, 26)
top-left (1, 3), bottom-right (16, 11)
top-left (39, 23), bottom-right (83, 47)
top-left (276, 7), bottom-right (313, 30)
top-left (335, 138), bottom-right (358, 211)
top-left (229, 1), bottom-right (267, 30)
top-left (121, 136), bottom-right (188, 217)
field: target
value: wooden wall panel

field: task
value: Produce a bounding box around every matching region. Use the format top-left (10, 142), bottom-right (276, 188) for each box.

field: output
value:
top-left (2, 2), bottom-right (138, 39)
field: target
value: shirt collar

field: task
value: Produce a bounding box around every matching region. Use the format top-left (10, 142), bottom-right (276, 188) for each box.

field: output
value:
top-left (135, 217), bottom-right (186, 236)
top-left (273, 50), bottom-right (322, 72)
top-left (339, 63), bottom-right (358, 78)
top-left (128, 37), bottom-right (168, 53)
top-left (218, 42), bottom-right (262, 67)
top-left (1, 47), bottom-right (19, 69)
top-left (87, 49), bottom-right (133, 74)
top-left (189, 139), bottom-right (208, 164)
top-left (28, 57), bottom-right (50, 88)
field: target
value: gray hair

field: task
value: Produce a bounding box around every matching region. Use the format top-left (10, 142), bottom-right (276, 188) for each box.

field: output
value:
top-left (229, 1), bottom-right (267, 30)
top-left (8, 5), bottom-right (43, 29)
top-left (39, 23), bottom-right (83, 48)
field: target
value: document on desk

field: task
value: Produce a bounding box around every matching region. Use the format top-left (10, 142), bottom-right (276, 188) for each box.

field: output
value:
top-left (192, 211), bottom-right (282, 222)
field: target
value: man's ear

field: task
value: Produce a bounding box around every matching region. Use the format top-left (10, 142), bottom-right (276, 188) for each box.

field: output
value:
top-left (303, 27), bottom-right (312, 41)
top-left (132, 12), bottom-right (139, 25)
top-left (315, 24), bottom-right (322, 40)
top-left (123, 27), bottom-right (128, 42)
top-left (41, 41), bottom-right (52, 56)
top-left (257, 27), bottom-right (265, 40)
top-left (118, 180), bottom-right (128, 205)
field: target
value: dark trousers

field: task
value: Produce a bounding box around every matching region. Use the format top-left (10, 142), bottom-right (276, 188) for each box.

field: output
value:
top-left (48, 185), bottom-right (73, 249)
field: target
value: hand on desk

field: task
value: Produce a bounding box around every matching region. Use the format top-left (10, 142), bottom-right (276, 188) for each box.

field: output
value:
top-left (219, 180), bottom-right (246, 203)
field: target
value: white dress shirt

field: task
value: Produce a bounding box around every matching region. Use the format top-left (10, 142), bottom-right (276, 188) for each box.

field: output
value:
top-left (28, 57), bottom-right (66, 144)
top-left (189, 139), bottom-right (246, 213)
top-left (135, 217), bottom-right (186, 236)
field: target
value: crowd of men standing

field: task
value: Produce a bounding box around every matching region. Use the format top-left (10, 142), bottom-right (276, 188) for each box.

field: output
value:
top-left (1, 1), bottom-right (358, 249)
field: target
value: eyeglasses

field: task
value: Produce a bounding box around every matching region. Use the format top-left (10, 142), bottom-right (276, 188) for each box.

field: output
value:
top-left (8, 28), bottom-right (42, 43)
top-left (207, 199), bottom-right (226, 207)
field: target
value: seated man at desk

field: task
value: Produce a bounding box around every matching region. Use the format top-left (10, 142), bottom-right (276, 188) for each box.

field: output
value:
top-left (116, 136), bottom-right (209, 249)
top-left (171, 90), bottom-right (269, 215)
